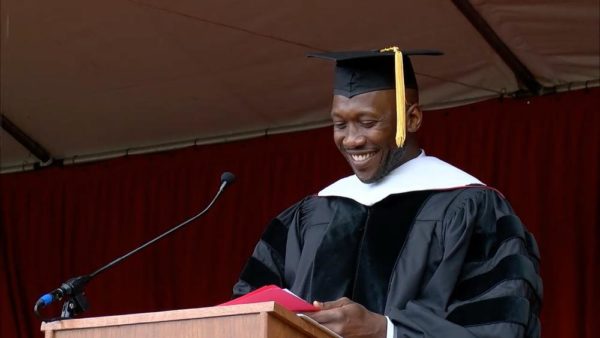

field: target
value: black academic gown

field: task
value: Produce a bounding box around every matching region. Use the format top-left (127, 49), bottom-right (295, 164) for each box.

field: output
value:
top-left (234, 187), bottom-right (542, 338)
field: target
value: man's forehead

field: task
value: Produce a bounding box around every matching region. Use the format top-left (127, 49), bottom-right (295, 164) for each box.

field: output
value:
top-left (331, 91), bottom-right (396, 114)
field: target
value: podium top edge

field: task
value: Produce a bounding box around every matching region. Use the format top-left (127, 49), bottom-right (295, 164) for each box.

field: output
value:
top-left (41, 301), bottom-right (283, 332)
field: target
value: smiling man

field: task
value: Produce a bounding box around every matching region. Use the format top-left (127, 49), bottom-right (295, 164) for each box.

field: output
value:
top-left (233, 49), bottom-right (542, 338)
top-left (331, 89), bottom-right (420, 183)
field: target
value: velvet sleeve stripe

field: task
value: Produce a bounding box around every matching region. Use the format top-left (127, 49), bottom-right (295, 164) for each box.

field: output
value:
top-left (238, 256), bottom-right (283, 288)
top-left (446, 296), bottom-right (530, 327)
top-left (466, 215), bottom-right (527, 263)
top-left (454, 254), bottom-right (542, 302)
top-left (465, 215), bottom-right (540, 276)
top-left (261, 218), bottom-right (289, 260)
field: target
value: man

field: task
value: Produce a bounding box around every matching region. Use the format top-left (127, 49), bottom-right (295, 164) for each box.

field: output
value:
top-left (233, 48), bottom-right (542, 338)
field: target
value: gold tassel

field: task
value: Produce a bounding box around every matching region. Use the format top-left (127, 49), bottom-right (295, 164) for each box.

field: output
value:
top-left (380, 46), bottom-right (405, 147)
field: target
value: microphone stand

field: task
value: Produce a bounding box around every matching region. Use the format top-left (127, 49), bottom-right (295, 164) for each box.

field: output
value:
top-left (34, 172), bottom-right (235, 321)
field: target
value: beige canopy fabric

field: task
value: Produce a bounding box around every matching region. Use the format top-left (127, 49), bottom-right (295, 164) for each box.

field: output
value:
top-left (1, 0), bottom-right (598, 170)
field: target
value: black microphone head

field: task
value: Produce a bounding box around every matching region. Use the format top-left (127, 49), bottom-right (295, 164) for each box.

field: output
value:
top-left (220, 172), bottom-right (236, 185)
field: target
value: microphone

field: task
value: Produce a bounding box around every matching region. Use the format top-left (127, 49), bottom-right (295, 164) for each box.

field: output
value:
top-left (34, 172), bottom-right (235, 320)
top-left (220, 171), bottom-right (236, 190)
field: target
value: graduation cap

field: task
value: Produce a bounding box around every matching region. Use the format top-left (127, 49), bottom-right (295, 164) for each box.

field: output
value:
top-left (308, 47), bottom-right (442, 147)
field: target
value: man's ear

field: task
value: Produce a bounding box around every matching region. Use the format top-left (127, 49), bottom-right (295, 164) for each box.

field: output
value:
top-left (407, 104), bottom-right (423, 132)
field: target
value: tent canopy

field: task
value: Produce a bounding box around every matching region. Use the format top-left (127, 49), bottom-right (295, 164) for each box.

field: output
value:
top-left (1, 0), bottom-right (598, 170)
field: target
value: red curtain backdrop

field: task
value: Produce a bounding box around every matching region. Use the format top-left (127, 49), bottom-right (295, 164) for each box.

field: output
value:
top-left (1, 88), bottom-right (598, 337)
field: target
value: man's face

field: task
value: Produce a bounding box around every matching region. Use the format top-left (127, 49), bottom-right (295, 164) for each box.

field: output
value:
top-left (331, 90), bottom-right (407, 183)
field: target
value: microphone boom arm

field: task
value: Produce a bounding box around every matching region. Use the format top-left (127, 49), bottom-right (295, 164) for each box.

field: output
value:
top-left (34, 172), bottom-right (235, 321)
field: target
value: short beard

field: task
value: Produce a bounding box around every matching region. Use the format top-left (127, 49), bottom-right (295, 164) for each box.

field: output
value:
top-left (361, 146), bottom-right (407, 184)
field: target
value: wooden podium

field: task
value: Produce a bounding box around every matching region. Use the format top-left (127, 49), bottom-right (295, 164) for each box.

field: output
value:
top-left (40, 301), bottom-right (339, 338)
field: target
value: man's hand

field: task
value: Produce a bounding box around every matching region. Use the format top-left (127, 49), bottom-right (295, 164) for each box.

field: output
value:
top-left (306, 297), bottom-right (387, 338)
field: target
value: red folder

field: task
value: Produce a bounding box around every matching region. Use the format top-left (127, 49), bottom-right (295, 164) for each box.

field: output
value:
top-left (220, 285), bottom-right (318, 312)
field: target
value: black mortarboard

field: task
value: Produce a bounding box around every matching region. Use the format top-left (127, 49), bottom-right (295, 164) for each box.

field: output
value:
top-left (308, 48), bottom-right (442, 146)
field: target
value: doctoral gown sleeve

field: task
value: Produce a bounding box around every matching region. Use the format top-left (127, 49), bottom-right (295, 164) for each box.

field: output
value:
top-left (232, 199), bottom-right (302, 298)
top-left (387, 188), bottom-right (542, 338)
